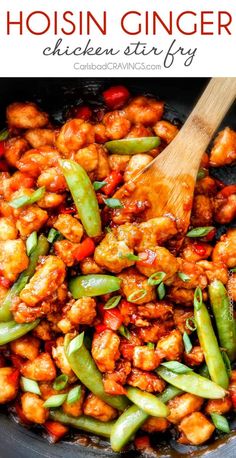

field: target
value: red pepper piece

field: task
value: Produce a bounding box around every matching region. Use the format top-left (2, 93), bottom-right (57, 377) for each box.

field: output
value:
top-left (231, 391), bottom-right (236, 409)
top-left (102, 171), bottom-right (123, 196)
top-left (44, 421), bottom-right (69, 443)
top-left (60, 204), bottom-right (76, 214)
top-left (102, 86), bottom-right (130, 110)
top-left (0, 141), bottom-right (5, 157)
top-left (193, 243), bottom-right (207, 257)
top-left (0, 276), bottom-right (11, 289)
top-left (95, 323), bottom-right (108, 333)
top-left (202, 228), bottom-right (216, 242)
top-left (135, 435), bottom-right (151, 450)
top-left (74, 238), bottom-right (95, 262)
top-left (7, 367), bottom-right (20, 385)
top-left (103, 308), bottom-right (123, 331)
top-left (73, 105), bottom-right (92, 121)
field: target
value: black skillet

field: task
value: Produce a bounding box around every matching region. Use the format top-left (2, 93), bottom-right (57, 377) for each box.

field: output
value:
top-left (0, 77), bottom-right (235, 458)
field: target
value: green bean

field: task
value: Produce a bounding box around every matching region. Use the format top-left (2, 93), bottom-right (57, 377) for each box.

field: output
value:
top-left (157, 367), bottom-right (227, 399)
top-left (69, 274), bottom-right (121, 299)
top-left (126, 386), bottom-right (169, 417)
top-left (64, 334), bottom-right (128, 411)
top-left (0, 320), bottom-right (40, 345)
top-left (105, 137), bottom-right (160, 154)
top-left (194, 300), bottom-right (229, 389)
top-left (0, 234), bottom-right (49, 322)
top-left (110, 384), bottom-right (181, 453)
top-left (49, 410), bottom-right (114, 438)
top-left (59, 159), bottom-right (101, 237)
top-left (209, 280), bottom-right (236, 361)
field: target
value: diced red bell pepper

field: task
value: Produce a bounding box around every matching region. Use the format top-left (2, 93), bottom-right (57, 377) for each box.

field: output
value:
top-left (44, 421), bottom-right (69, 443)
top-left (0, 276), bottom-right (11, 289)
top-left (134, 435), bottom-right (151, 450)
top-left (103, 308), bottom-right (123, 331)
top-left (95, 323), bottom-right (108, 333)
top-left (73, 105), bottom-right (92, 121)
top-left (10, 355), bottom-right (25, 370)
top-left (137, 249), bottom-right (156, 267)
top-left (102, 85), bottom-right (130, 110)
top-left (15, 402), bottom-right (32, 425)
top-left (231, 391), bottom-right (236, 409)
top-left (219, 184), bottom-right (236, 198)
top-left (202, 228), bottom-right (216, 242)
top-left (102, 171), bottom-right (123, 196)
top-left (0, 141), bottom-right (5, 157)
top-left (193, 243), bottom-right (207, 257)
top-left (7, 367), bottom-right (20, 384)
top-left (74, 238), bottom-right (95, 262)
top-left (44, 340), bottom-right (55, 355)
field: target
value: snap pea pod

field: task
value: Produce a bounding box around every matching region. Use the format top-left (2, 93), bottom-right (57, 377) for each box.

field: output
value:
top-left (110, 384), bottom-right (182, 453)
top-left (0, 235), bottom-right (49, 322)
top-left (209, 280), bottom-right (236, 361)
top-left (64, 334), bottom-right (128, 411)
top-left (157, 367), bottom-right (227, 399)
top-left (126, 386), bottom-right (169, 417)
top-left (0, 319), bottom-right (40, 345)
top-left (59, 159), bottom-right (102, 237)
top-left (194, 300), bottom-right (229, 389)
top-left (105, 137), bottom-right (160, 154)
top-left (50, 410), bottom-right (115, 438)
top-left (69, 274), bottom-right (121, 299)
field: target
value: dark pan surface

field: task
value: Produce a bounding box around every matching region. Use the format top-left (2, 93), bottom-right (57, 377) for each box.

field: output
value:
top-left (0, 77), bottom-right (235, 458)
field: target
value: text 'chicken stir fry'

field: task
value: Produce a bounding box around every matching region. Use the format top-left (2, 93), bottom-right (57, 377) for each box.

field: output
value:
top-left (0, 85), bottom-right (235, 452)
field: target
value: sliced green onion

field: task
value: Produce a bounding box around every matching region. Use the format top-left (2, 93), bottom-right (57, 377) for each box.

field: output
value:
top-left (0, 129), bottom-right (9, 141)
top-left (120, 253), bottom-right (140, 261)
top-left (178, 272), bottom-right (190, 282)
top-left (222, 351), bottom-right (231, 376)
top-left (26, 231), bottom-right (37, 256)
top-left (194, 287), bottom-right (203, 311)
top-left (67, 386), bottom-right (82, 405)
top-left (161, 361), bottom-right (193, 374)
top-left (93, 181), bottom-right (107, 191)
top-left (20, 376), bottom-right (41, 395)
top-left (147, 342), bottom-right (155, 349)
top-left (197, 168), bottom-right (207, 180)
top-left (183, 332), bottom-right (192, 354)
top-left (187, 226), bottom-right (215, 238)
top-left (43, 393), bottom-right (68, 408)
top-left (119, 325), bottom-right (131, 340)
top-left (127, 289), bottom-right (147, 303)
top-left (67, 332), bottom-right (84, 356)
top-left (147, 271), bottom-right (166, 286)
top-left (105, 226), bottom-right (112, 233)
top-left (186, 317), bottom-right (197, 331)
top-left (9, 187), bottom-right (45, 209)
top-left (48, 228), bottom-right (60, 243)
top-left (53, 374), bottom-right (69, 391)
top-left (210, 413), bottom-right (230, 433)
top-left (104, 295), bottom-right (122, 310)
top-left (230, 267), bottom-right (236, 273)
top-left (157, 282), bottom-right (166, 300)
top-left (104, 198), bottom-right (123, 209)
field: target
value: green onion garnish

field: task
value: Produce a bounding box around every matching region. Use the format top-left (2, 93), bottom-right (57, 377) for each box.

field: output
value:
top-left (187, 226), bottom-right (215, 238)
top-left (93, 181), bottom-right (107, 191)
top-left (67, 386), bottom-right (82, 405)
top-left (103, 198), bottom-right (123, 209)
top-left (53, 374), bottom-right (69, 391)
top-left (210, 413), bottom-right (230, 433)
top-left (20, 376), bottom-right (41, 395)
top-left (147, 342), bottom-right (155, 349)
top-left (194, 287), bottom-right (203, 311)
top-left (178, 272), bottom-right (190, 282)
top-left (68, 332), bottom-right (84, 356)
top-left (161, 361), bottom-right (193, 374)
top-left (0, 129), bottom-right (9, 141)
top-left (183, 332), bottom-right (192, 354)
top-left (48, 228), bottom-right (61, 243)
top-left (127, 289), bottom-right (147, 303)
top-left (147, 271), bottom-right (166, 286)
top-left (104, 295), bottom-right (122, 310)
top-left (43, 393), bottom-right (68, 408)
top-left (9, 187), bottom-right (45, 209)
top-left (26, 231), bottom-right (37, 256)
top-left (197, 168), bottom-right (207, 180)
top-left (120, 253), bottom-right (140, 261)
top-left (119, 325), bottom-right (131, 340)
top-left (186, 317), bottom-right (197, 331)
top-left (157, 282), bottom-right (166, 300)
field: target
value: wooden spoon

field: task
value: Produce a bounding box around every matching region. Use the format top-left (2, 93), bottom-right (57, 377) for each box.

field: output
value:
top-left (114, 78), bottom-right (236, 233)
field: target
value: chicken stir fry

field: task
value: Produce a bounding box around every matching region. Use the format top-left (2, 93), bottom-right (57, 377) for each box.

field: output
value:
top-left (0, 85), bottom-right (235, 452)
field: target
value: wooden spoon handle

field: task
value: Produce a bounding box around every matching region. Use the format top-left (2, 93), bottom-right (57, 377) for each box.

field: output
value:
top-left (165, 77), bottom-right (236, 170)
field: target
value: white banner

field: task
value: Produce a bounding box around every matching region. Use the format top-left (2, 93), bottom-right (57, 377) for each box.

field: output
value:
top-left (0, 0), bottom-right (235, 77)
